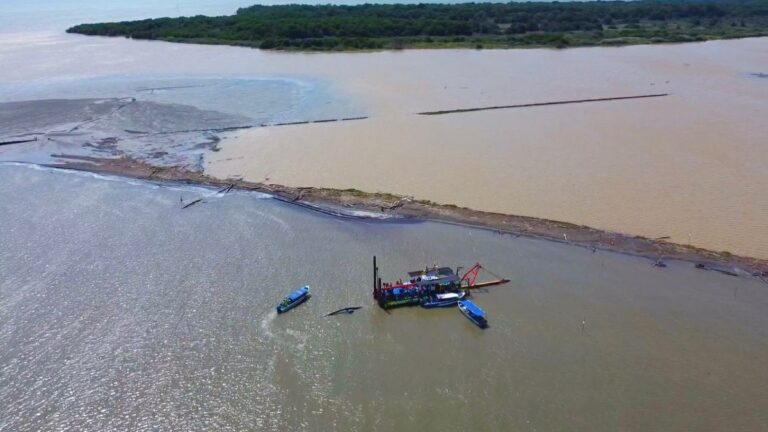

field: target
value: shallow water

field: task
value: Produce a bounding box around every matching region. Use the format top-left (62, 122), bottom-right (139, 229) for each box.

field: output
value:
top-left (1, 163), bottom-right (768, 431)
top-left (0, 76), bottom-right (362, 125)
top-left (205, 39), bottom-right (768, 258)
top-left (1, 2), bottom-right (766, 256)
top-left (3, 2), bottom-right (767, 431)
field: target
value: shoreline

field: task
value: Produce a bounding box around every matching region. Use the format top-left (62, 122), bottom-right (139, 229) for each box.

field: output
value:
top-left (40, 155), bottom-right (768, 278)
top-left (71, 33), bottom-right (768, 53)
top-left (66, 1), bottom-right (768, 53)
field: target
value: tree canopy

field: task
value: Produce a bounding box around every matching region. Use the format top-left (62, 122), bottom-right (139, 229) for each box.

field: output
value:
top-left (67, 1), bottom-right (768, 51)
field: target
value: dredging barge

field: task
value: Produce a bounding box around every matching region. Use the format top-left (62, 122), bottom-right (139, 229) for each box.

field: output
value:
top-left (372, 256), bottom-right (509, 310)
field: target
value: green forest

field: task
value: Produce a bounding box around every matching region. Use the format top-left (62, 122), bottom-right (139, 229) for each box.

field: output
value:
top-left (67, 1), bottom-right (768, 51)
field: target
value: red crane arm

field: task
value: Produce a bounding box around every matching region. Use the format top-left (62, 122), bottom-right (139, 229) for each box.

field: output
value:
top-left (460, 263), bottom-right (482, 286)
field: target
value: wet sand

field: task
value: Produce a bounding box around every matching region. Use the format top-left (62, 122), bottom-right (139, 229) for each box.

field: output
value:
top-left (46, 155), bottom-right (768, 277)
top-left (1, 32), bottom-right (766, 258)
top-left (205, 38), bottom-right (768, 258)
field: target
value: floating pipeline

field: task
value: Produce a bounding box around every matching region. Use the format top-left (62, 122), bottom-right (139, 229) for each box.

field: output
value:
top-left (269, 116), bottom-right (368, 128)
top-left (417, 94), bottom-right (669, 116)
top-left (0, 137), bottom-right (38, 147)
top-left (1, 115), bottom-right (370, 150)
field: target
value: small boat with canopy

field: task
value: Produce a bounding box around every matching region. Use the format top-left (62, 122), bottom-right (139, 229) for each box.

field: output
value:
top-left (277, 285), bottom-right (311, 314)
top-left (458, 299), bottom-right (488, 328)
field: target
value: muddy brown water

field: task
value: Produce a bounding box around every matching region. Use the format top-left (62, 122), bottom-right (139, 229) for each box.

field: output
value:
top-left (204, 39), bottom-right (768, 259)
top-left (1, 7), bottom-right (768, 428)
top-left (1, 163), bottom-right (768, 431)
top-left (1, 27), bottom-right (766, 257)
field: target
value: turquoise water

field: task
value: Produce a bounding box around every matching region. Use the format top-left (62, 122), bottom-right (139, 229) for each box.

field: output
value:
top-left (0, 75), bottom-right (363, 125)
top-left (0, 1), bottom-right (370, 168)
top-left (0, 1), bottom-right (369, 126)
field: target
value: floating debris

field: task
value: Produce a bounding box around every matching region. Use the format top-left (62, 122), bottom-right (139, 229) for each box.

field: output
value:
top-left (325, 306), bottom-right (362, 316)
top-left (0, 137), bottom-right (38, 147)
top-left (181, 198), bottom-right (203, 209)
top-left (216, 184), bottom-right (235, 194)
top-left (695, 263), bottom-right (738, 277)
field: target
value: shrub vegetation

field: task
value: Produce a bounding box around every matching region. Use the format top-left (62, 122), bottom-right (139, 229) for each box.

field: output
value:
top-left (67, 0), bottom-right (768, 51)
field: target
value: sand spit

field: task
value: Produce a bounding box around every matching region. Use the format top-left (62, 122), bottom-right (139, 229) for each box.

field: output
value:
top-left (203, 39), bottom-right (768, 259)
top-left (47, 155), bottom-right (768, 277)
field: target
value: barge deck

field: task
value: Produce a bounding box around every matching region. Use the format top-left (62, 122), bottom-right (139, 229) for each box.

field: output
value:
top-left (372, 256), bottom-right (508, 310)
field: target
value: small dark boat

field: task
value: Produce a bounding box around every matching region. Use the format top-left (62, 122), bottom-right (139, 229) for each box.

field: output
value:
top-left (458, 299), bottom-right (488, 328)
top-left (277, 286), bottom-right (311, 314)
top-left (325, 306), bottom-right (362, 316)
top-left (421, 291), bottom-right (466, 308)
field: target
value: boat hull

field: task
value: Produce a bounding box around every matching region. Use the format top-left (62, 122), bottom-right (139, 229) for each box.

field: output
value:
top-left (421, 291), bottom-right (466, 309)
top-left (421, 300), bottom-right (458, 308)
top-left (379, 297), bottom-right (421, 309)
top-left (277, 293), bottom-right (310, 314)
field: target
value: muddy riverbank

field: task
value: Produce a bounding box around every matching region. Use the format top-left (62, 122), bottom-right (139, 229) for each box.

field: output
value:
top-left (48, 155), bottom-right (768, 277)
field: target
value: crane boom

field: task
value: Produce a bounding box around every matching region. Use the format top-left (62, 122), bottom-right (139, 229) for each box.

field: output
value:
top-left (460, 263), bottom-right (482, 286)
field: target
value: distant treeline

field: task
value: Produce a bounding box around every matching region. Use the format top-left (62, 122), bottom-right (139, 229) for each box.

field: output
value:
top-left (67, 0), bottom-right (768, 51)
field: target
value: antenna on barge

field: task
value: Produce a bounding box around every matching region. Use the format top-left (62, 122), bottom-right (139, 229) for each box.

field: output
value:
top-left (373, 256), bottom-right (382, 300)
top-left (373, 256), bottom-right (377, 291)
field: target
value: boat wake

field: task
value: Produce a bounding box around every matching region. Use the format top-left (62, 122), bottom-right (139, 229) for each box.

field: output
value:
top-left (259, 311), bottom-right (277, 342)
top-left (285, 329), bottom-right (309, 351)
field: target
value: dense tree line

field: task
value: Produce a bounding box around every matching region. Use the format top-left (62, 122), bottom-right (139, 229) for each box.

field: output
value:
top-left (67, 1), bottom-right (768, 50)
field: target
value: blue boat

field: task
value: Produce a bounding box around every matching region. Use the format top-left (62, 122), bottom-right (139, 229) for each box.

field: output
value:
top-left (458, 299), bottom-right (488, 328)
top-left (421, 291), bottom-right (466, 308)
top-left (277, 286), bottom-right (311, 314)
